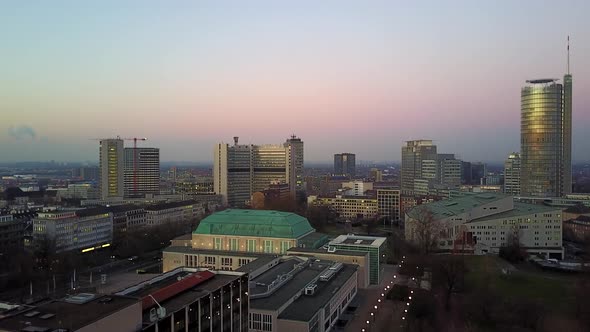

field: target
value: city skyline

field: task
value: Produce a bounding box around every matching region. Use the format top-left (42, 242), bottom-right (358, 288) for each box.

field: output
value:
top-left (2, 1), bottom-right (590, 163)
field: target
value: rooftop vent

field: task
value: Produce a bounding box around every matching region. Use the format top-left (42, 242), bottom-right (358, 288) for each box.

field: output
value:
top-left (24, 311), bottom-right (40, 317)
top-left (304, 284), bottom-right (317, 296)
top-left (327, 246), bottom-right (336, 253)
top-left (64, 293), bottom-right (96, 305)
top-left (40, 313), bottom-right (55, 320)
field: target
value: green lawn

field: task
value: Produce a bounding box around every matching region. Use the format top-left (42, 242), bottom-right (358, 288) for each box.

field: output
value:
top-left (464, 256), bottom-right (577, 312)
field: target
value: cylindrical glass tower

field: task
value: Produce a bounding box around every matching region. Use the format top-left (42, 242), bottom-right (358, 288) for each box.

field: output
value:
top-left (520, 79), bottom-right (563, 197)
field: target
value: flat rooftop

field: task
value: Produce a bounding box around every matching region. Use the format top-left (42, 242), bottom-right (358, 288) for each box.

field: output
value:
top-left (468, 202), bottom-right (561, 223)
top-left (250, 258), bottom-right (333, 311)
top-left (329, 234), bottom-right (386, 248)
top-left (278, 264), bottom-right (357, 322)
top-left (115, 268), bottom-right (245, 326)
top-left (0, 294), bottom-right (138, 331)
top-left (287, 247), bottom-right (368, 257)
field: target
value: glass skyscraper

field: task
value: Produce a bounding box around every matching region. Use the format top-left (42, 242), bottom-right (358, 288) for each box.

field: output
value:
top-left (520, 75), bottom-right (572, 197)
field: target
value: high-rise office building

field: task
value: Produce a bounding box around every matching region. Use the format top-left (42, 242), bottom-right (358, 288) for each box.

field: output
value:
top-left (124, 147), bottom-right (160, 198)
top-left (99, 138), bottom-right (124, 199)
top-left (334, 153), bottom-right (356, 177)
top-left (285, 135), bottom-right (304, 196)
top-left (521, 78), bottom-right (571, 197)
top-left (214, 136), bottom-right (304, 206)
top-left (504, 152), bottom-right (521, 196)
top-left (401, 140), bottom-right (437, 196)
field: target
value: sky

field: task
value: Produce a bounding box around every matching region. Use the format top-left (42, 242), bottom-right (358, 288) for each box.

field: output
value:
top-left (1, 0), bottom-right (589, 164)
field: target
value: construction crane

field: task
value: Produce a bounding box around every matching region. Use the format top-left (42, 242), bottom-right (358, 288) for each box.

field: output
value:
top-left (90, 136), bottom-right (147, 196)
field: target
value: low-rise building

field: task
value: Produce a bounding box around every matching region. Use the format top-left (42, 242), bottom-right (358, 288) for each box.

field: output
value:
top-left (310, 195), bottom-right (378, 220)
top-left (287, 247), bottom-right (370, 288)
top-left (564, 215), bottom-right (590, 242)
top-left (144, 200), bottom-right (203, 227)
top-left (33, 209), bottom-right (113, 253)
top-left (0, 215), bottom-right (24, 253)
top-left (248, 256), bottom-right (358, 332)
top-left (191, 209), bottom-right (316, 254)
top-left (327, 234), bottom-right (386, 285)
top-left (405, 192), bottom-right (564, 259)
top-left (116, 268), bottom-right (249, 332)
top-left (0, 268), bottom-right (249, 332)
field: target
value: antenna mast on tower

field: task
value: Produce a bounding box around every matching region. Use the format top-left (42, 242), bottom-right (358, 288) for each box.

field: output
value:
top-left (567, 35), bottom-right (570, 75)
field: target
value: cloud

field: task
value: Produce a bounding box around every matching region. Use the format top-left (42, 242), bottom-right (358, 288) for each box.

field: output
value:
top-left (8, 125), bottom-right (37, 140)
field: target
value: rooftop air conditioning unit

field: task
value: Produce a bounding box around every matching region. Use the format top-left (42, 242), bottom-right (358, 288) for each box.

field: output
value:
top-left (304, 284), bottom-right (317, 296)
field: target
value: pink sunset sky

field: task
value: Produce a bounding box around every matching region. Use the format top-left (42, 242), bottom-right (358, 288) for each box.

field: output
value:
top-left (1, 1), bottom-right (589, 163)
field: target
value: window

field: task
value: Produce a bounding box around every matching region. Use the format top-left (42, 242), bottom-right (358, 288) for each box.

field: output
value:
top-left (247, 239), bottom-right (256, 252)
top-left (264, 240), bottom-right (273, 253)
top-left (222, 257), bottom-right (232, 266)
top-left (238, 258), bottom-right (250, 267)
top-left (214, 238), bottom-right (222, 250)
top-left (205, 256), bottom-right (215, 265)
top-left (230, 238), bottom-right (239, 251)
top-left (262, 314), bottom-right (272, 331)
top-left (251, 313), bottom-right (262, 330)
top-left (280, 241), bottom-right (290, 254)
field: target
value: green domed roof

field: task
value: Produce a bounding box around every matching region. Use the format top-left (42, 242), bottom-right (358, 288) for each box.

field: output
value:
top-left (193, 209), bottom-right (315, 239)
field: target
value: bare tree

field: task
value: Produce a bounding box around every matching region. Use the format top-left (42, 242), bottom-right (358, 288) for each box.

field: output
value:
top-left (499, 225), bottom-right (527, 262)
top-left (412, 208), bottom-right (441, 254)
top-left (435, 255), bottom-right (466, 311)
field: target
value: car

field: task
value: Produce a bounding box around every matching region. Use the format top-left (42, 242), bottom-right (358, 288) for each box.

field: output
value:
top-left (128, 256), bottom-right (138, 261)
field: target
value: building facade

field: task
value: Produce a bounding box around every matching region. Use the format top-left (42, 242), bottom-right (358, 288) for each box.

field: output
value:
top-left (124, 147), bottom-right (160, 198)
top-left (521, 77), bottom-right (572, 197)
top-left (248, 257), bottom-right (358, 332)
top-left (214, 137), bottom-right (304, 207)
top-left (99, 138), bottom-right (124, 199)
top-left (328, 235), bottom-right (386, 285)
top-left (401, 140), bottom-right (437, 196)
top-left (190, 209), bottom-right (316, 254)
top-left (504, 152), bottom-right (521, 196)
top-left (405, 193), bottom-right (563, 258)
top-left (33, 210), bottom-right (113, 253)
top-left (333, 153), bottom-right (356, 177)
top-left (144, 200), bottom-right (202, 227)
top-left (376, 189), bottom-right (401, 222)
top-left (311, 195), bottom-right (378, 220)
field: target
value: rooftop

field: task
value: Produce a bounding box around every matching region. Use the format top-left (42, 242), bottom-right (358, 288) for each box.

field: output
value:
top-left (144, 200), bottom-right (197, 211)
top-left (115, 268), bottom-right (245, 325)
top-left (193, 209), bottom-right (315, 239)
top-left (407, 192), bottom-right (509, 220)
top-left (287, 247), bottom-right (368, 257)
top-left (468, 202), bottom-right (560, 223)
top-left (329, 234), bottom-right (386, 248)
top-left (250, 258), bottom-right (334, 311)
top-left (0, 295), bottom-right (139, 331)
top-left (278, 264), bottom-right (357, 322)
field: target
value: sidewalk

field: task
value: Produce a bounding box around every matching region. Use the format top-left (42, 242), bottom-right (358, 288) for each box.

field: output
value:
top-left (345, 264), bottom-right (402, 332)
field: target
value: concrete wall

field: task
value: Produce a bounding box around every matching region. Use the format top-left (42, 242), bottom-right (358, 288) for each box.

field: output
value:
top-left (276, 319), bottom-right (309, 332)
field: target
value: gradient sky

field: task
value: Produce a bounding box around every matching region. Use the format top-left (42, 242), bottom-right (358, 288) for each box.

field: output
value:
top-left (1, 1), bottom-right (589, 163)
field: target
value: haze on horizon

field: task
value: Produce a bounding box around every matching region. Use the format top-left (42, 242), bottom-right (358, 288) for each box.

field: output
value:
top-left (1, 1), bottom-right (589, 164)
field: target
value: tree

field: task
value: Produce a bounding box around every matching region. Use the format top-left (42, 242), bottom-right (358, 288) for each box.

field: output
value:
top-left (407, 290), bottom-right (436, 332)
top-left (305, 205), bottom-right (337, 231)
top-left (434, 255), bottom-right (466, 311)
top-left (499, 226), bottom-right (527, 263)
top-left (411, 207), bottom-right (441, 254)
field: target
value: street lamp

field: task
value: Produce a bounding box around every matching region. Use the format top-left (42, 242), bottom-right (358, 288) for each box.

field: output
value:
top-left (374, 305), bottom-right (378, 310)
